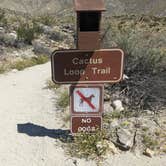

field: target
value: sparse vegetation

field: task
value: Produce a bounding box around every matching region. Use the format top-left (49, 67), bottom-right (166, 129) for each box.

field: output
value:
top-left (67, 129), bottom-right (110, 161)
top-left (16, 21), bottom-right (42, 44)
top-left (142, 134), bottom-right (159, 150)
top-left (45, 80), bottom-right (60, 90)
top-left (0, 64), bottom-right (6, 74)
top-left (10, 55), bottom-right (49, 70)
top-left (36, 14), bottom-right (56, 26)
top-left (0, 55), bottom-right (49, 73)
top-left (102, 15), bottom-right (166, 112)
top-left (0, 9), bottom-right (7, 26)
top-left (56, 90), bottom-right (69, 110)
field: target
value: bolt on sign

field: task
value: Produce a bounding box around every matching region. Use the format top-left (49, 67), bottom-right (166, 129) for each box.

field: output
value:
top-left (51, 49), bottom-right (124, 84)
top-left (71, 116), bottom-right (102, 134)
top-left (70, 84), bottom-right (103, 115)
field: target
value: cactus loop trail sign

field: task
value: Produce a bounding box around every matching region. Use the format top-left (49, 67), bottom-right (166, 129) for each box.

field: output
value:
top-left (51, 49), bottom-right (124, 84)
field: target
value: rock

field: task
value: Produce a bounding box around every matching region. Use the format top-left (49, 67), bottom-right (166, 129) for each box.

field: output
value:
top-left (49, 29), bottom-right (67, 41)
top-left (104, 103), bottom-right (114, 113)
top-left (11, 69), bottom-right (18, 73)
top-left (117, 128), bottom-right (134, 150)
top-left (15, 41), bottom-right (26, 48)
top-left (104, 93), bottom-right (111, 101)
top-left (32, 39), bottom-right (52, 56)
top-left (11, 48), bottom-right (35, 58)
top-left (41, 25), bottom-right (53, 35)
top-left (123, 74), bottom-right (129, 80)
top-left (112, 100), bottom-right (124, 112)
top-left (104, 83), bottom-right (111, 89)
top-left (41, 25), bottom-right (72, 42)
top-left (3, 32), bottom-right (17, 46)
top-left (144, 110), bottom-right (154, 115)
top-left (143, 148), bottom-right (154, 157)
top-left (0, 27), bottom-right (5, 33)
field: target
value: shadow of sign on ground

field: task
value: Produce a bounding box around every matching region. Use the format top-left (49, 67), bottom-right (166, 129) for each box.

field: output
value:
top-left (17, 123), bottom-right (72, 142)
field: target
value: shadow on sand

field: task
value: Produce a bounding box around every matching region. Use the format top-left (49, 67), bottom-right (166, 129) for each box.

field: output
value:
top-left (17, 123), bottom-right (72, 142)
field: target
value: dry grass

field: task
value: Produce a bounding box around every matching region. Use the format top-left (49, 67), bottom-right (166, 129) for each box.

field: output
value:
top-left (0, 55), bottom-right (49, 74)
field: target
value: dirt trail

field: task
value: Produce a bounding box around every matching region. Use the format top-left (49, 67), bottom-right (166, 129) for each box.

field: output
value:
top-left (0, 62), bottom-right (165, 166)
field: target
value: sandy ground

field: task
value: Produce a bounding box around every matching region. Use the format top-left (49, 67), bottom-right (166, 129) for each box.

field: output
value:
top-left (0, 62), bottom-right (165, 166)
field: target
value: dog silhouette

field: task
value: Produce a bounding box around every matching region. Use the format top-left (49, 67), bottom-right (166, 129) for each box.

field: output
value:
top-left (79, 94), bottom-right (95, 106)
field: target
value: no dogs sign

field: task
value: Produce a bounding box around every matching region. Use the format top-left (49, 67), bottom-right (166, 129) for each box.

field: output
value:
top-left (70, 85), bottom-right (103, 115)
top-left (71, 116), bottom-right (102, 134)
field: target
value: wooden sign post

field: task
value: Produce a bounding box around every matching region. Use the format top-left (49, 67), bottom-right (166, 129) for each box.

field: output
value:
top-left (51, 0), bottom-right (124, 134)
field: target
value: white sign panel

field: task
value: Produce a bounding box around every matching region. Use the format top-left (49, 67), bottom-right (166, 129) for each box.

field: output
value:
top-left (70, 85), bottom-right (103, 114)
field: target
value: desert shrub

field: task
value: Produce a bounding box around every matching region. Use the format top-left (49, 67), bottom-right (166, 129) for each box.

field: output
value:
top-left (0, 10), bottom-right (7, 26)
top-left (142, 134), bottom-right (159, 150)
top-left (67, 129), bottom-right (109, 160)
top-left (16, 21), bottom-right (41, 44)
top-left (36, 14), bottom-right (56, 26)
top-left (56, 91), bottom-right (69, 110)
top-left (45, 79), bottom-right (60, 90)
top-left (102, 15), bottom-right (166, 112)
top-left (0, 64), bottom-right (6, 74)
top-left (103, 26), bottom-right (165, 75)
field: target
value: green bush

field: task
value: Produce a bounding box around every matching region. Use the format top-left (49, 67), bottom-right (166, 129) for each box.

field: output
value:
top-left (16, 22), bottom-right (41, 44)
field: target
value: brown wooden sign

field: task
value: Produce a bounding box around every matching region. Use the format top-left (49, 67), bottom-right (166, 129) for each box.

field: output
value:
top-left (51, 49), bottom-right (124, 84)
top-left (71, 116), bottom-right (102, 134)
top-left (70, 84), bottom-right (103, 115)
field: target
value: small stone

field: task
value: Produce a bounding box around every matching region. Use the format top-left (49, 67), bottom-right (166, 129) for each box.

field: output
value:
top-left (0, 27), bottom-right (5, 33)
top-left (104, 103), bottom-right (113, 113)
top-left (32, 39), bottom-right (52, 56)
top-left (104, 93), bottom-right (111, 101)
top-left (11, 69), bottom-right (18, 73)
top-left (144, 148), bottom-right (154, 157)
top-left (144, 110), bottom-right (154, 115)
top-left (4, 32), bottom-right (17, 46)
top-left (123, 74), bottom-right (129, 80)
top-left (112, 100), bottom-right (124, 112)
top-left (117, 128), bottom-right (134, 150)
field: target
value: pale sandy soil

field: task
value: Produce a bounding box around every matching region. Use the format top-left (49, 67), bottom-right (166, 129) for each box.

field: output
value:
top-left (0, 62), bottom-right (165, 166)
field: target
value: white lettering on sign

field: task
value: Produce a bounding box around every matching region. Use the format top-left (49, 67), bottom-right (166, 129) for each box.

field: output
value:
top-left (72, 58), bottom-right (103, 65)
top-left (81, 118), bottom-right (92, 124)
top-left (78, 126), bottom-right (96, 132)
top-left (64, 67), bottom-right (111, 76)
top-left (91, 67), bottom-right (111, 75)
top-left (64, 69), bottom-right (85, 76)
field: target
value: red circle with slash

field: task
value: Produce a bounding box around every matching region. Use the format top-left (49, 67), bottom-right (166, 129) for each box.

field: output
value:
top-left (70, 84), bottom-right (103, 115)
